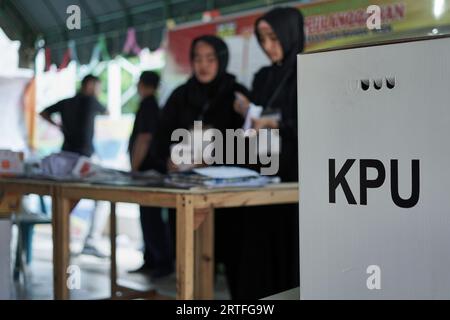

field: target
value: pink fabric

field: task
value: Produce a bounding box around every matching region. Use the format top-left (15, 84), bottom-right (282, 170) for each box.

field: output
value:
top-left (123, 28), bottom-right (142, 55)
top-left (45, 48), bottom-right (52, 71)
top-left (58, 48), bottom-right (71, 71)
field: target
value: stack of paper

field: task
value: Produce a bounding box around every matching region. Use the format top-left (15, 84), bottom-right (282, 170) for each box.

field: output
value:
top-left (40, 152), bottom-right (80, 179)
top-left (165, 166), bottom-right (280, 189)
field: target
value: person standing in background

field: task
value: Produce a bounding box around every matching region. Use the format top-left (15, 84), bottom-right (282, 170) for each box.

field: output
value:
top-left (128, 71), bottom-right (174, 278)
top-left (40, 75), bottom-right (107, 158)
top-left (149, 35), bottom-right (251, 283)
top-left (151, 35), bottom-right (249, 172)
top-left (230, 7), bottom-right (305, 299)
top-left (40, 74), bottom-right (110, 258)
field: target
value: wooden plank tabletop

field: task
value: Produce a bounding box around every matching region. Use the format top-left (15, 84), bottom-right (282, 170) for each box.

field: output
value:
top-left (0, 176), bottom-right (299, 301)
top-left (0, 177), bottom-right (298, 195)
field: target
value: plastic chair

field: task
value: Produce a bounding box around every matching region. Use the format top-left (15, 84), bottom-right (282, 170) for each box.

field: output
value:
top-left (13, 196), bottom-right (51, 281)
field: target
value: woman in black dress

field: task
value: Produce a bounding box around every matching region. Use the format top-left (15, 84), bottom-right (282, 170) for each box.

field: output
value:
top-left (150, 35), bottom-right (251, 278)
top-left (151, 35), bottom-right (250, 171)
top-left (228, 7), bottom-right (305, 299)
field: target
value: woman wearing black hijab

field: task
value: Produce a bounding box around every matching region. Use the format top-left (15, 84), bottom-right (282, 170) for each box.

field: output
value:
top-left (150, 35), bottom-right (251, 275)
top-left (228, 7), bottom-right (305, 299)
top-left (236, 7), bottom-right (304, 181)
top-left (152, 35), bottom-right (250, 171)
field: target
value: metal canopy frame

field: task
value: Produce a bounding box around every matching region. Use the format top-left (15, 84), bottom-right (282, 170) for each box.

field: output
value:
top-left (0, 0), bottom-right (299, 65)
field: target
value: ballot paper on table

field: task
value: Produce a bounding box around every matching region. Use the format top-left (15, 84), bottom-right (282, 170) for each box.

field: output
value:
top-left (192, 166), bottom-right (260, 179)
top-left (165, 166), bottom-right (280, 189)
top-left (200, 175), bottom-right (280, 188)
top-left (72, 156), bottom-right (100, 178)
top-left (89, 170), bottom-right (165, 187)
top-left (40, 152), bottom-right (80, 178)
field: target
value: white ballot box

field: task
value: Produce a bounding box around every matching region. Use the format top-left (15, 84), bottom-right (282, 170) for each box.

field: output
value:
top-left (0, 219), bottom-right (11, 299)
top-left (298, 36), bottom-right (450, 299)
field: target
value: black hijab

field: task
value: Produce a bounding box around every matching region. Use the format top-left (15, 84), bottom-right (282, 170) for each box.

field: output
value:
top-left (186, 35), bottom-right (236, 121)
top-left (255, 7), bottom-right (304, 67)
top-left (190, 35), bottom-right (229, 76)
top-left (150, 35), bottom-right (248, 173)
top-left (254, 7), bottom-right (305, 110)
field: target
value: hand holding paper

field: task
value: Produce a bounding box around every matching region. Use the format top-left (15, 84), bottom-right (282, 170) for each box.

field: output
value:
top-left (233, 92), bottom-right (251, 117)
top-left (243, 104), bottom-right (263, 131)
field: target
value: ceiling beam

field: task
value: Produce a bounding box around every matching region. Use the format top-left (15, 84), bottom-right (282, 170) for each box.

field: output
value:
top-left (2, 0), bottom-right (37, 40)
top-left (163, 0), bottom-right (171, 20)
top-left (118, 0), bottom-right (133, 27)
top-left (41, 0), bottom-right (296, 50)
top-left (206, 0), bottom-right (215, 11)
top-left (6, 0), bottom-right (41, 34)
top-left (79, 0), bottom-right (100, 33)
top-left (41, 0), bottom-right (166, 39)
top-left (42, 0), bottom-right (68, 42)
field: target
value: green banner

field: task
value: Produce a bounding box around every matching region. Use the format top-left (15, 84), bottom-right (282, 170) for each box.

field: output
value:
top-left (301, 0), bottom-right (450, 51)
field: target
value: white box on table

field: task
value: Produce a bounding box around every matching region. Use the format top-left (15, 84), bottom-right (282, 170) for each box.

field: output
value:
top-left (0, 150), bottom-right (24, 176)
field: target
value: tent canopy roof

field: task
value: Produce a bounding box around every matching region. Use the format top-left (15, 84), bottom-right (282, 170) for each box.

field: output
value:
top-left (0, 0), bottom-right (296, 65)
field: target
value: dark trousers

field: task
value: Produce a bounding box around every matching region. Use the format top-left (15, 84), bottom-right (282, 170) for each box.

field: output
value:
top-left (139, 206), bottom-right (174, 270)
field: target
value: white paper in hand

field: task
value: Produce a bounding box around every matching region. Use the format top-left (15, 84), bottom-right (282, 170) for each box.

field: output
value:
top-left (243, 104), bottom-right (263, 131)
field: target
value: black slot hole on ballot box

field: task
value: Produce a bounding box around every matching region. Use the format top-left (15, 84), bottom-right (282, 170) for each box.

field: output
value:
top-left (361, 79), bottom-right (370, 91)
top-left (374, 79), bottom-right (383, 90)
top-left (386, 77), bottom-right (396, 89)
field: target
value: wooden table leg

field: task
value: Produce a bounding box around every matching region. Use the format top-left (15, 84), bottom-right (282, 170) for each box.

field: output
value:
top-left (195, 207), bottom-right (214, 300)
top-left (110, 202), bottom-right (118, 298)
top-left (0, 192), bottom-right (20, 216)
top-left (52, 188), bottom-right (71, 300)
top-left (176, 195), bottom-right (194, 300)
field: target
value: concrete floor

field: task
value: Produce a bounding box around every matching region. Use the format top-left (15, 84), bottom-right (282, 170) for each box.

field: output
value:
top-left (11, 224), bottom-right (231, 300)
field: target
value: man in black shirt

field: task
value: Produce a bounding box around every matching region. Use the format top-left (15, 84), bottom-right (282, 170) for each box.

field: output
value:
top-left (40, 75), bottom-right (110, 258)
top-left (128, 73), bottom-right (160, 172)
top-left (128, 71), bottom-right (174, 278)
top-left (40, 75), bottom-right (107, 157)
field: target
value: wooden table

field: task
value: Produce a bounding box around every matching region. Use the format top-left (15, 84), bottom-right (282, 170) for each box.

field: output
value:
top-left (0, 178), bottom-right (299, 300)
